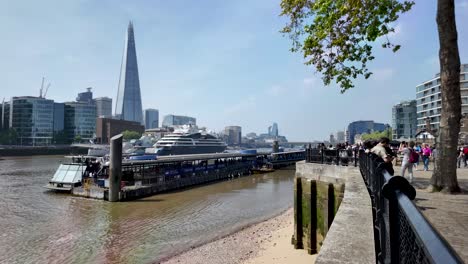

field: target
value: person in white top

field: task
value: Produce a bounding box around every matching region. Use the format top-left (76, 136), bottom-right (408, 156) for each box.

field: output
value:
top-left (399, 141), bottom-right (415, 183)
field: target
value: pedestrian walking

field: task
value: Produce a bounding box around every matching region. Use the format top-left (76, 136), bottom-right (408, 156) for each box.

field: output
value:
top-left (421, 143), bottom-right (432, 171)
top-left (400, 141), bottom-right (416, 183)
top-left (413, 143), bottom-right (422, 170)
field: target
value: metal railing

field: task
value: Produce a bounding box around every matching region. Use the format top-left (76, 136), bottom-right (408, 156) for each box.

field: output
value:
top-left (305, 147), bottom-right (358, 167)
top-left (359, 152), bottom-right (462, 264)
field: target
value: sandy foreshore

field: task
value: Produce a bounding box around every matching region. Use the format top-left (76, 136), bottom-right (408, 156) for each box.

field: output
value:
top-left (160, 208), bottom-right (316, 264)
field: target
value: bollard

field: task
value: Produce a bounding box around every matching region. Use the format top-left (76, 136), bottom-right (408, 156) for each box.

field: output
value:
top-left (109, 134), bottom-right (123, 202)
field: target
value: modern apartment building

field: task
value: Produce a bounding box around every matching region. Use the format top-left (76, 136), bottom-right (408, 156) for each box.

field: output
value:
top-left (416, 64), bottom-right (468, 132)
top-left (392, 100), bottom-right (417, 140)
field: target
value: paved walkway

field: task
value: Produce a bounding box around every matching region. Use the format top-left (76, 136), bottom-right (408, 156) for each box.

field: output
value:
top-left (396, 164), bottom-right (468, 262)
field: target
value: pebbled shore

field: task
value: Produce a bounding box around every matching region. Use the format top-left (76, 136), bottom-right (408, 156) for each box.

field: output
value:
top-left (160, 208), bottom-right (315, 264)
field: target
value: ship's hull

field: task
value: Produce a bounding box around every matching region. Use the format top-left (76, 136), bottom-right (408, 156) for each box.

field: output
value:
top-left (155, 145), bottom-right (226, 156)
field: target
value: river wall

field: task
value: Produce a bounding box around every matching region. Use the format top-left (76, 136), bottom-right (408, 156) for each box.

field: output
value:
top-left (293, 161), bottom-right (375, 263)
top-left (0, 146), bottom-right (87, 156)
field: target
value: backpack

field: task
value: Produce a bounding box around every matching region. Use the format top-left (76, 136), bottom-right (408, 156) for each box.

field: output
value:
top-left (409, 149), bottom-right (419, 163)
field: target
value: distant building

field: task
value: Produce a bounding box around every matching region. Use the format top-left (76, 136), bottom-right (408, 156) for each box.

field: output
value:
top-left (268, 122), bottom-right (279, 137)
top-left (64, 101), bottom-right (96, 142)
top-left (76, 87), bottom-right (94, 104)
top-left (329, 134), bottom-right (336, 144)
top-left (95, 117), bottom-right (144, 144)
top-left (162, 114), bottom-right (196, 127)
top-left (114, 21), bottom-right (143, 124)
top-left (246, 132), bottom-right (257, 138)
top-left (225, 126), bottom-right (242, 146)
top-left (336, 131), bottom-right (345, 143)
top-left (144, 109), bottom-right (159, 129)
top-left (416, 63), bottom-right (468, 132)
top-left (8, 96), bottom-right (54, 145)
top-left (0, 102), bottom-right (4, 130)
top-left (392, 100), bottom-right (417, 140)
top-left (347, 121), bottom-right (387, 144)
top-left (94, 97), bottom-right (112, 118)
top-left (53, 103), bottom-right (65, 132)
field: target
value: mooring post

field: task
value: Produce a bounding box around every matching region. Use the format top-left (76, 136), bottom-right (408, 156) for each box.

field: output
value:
top-left (109, 134), bottom-right (123, 202)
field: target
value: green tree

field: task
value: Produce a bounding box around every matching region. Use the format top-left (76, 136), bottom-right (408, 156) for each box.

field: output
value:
top-left (280, 0), bottom-right (461, 192)
top-left (74, 135), bottom-right (82, 143)
top-left (122, 130), bottom-right (142, 140)
top-left (361, 128), bottom-right (393, 141)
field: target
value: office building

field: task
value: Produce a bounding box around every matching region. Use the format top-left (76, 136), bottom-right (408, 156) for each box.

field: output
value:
top-left (96, 117), bottom-right (144, 144)
top-left (76, 87), bottom-right (94, 103)
top-left (64, 102), bottom-right (96, 142)
top-left (94, 97), bottom-right (112, 118)
top-left (8, 96), bottom-right (54, 145)
top-left (115, 21), bottom-right (143, 124)
top-left (162, 114), bottom-right (196, 127)
top-left (144, 109), bottom-right (159, 129)
top-left (53, 103), bottom-right (65, 132)
top-left (416, 64), bottom-right (468, 132)
top-left (392, 100), bottom-right (417, 140)
top-left (225, 126), bottom-right (242, 146)
top-left (347, 121), bottom-right (387, 144)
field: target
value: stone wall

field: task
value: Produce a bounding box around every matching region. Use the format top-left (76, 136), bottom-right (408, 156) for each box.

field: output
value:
top-left (293, 161), bottom-right (374, 263)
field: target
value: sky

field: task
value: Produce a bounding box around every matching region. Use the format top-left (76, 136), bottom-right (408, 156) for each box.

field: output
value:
top-left (0, 0), bottom-right (467, 141)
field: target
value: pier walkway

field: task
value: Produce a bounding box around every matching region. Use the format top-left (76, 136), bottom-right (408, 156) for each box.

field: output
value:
top-left (402, 167), bottom-right (468, 262)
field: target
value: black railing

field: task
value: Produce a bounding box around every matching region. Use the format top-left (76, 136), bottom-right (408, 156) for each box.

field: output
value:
top-left (359, 152), bottom-right (462, 264)
top-left (305, 147), bottom-right (358, 167)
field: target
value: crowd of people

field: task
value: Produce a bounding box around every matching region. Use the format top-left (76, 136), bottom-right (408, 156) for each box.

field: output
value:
top-left (364, 138), bottom-right (435, 183)
top-left (318, 138), bottom-right (439, 183)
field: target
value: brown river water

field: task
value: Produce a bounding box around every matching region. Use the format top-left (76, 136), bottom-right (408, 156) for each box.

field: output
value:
top-left (0, 155), bottom-right (295, 264)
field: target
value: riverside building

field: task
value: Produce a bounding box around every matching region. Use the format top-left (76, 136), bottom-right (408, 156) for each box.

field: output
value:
top-left (416, 64), bottom-right (468, 132)
top-left (224, 126), bottom-right (242, 146)
top-left (392, 100), bottom-right (417, 140)
top-left (7, 96), bottom-right (54, 145)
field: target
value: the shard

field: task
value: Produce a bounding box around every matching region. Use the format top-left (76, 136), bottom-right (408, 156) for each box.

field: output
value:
top-left (115, 21), bottom-right (143, 124)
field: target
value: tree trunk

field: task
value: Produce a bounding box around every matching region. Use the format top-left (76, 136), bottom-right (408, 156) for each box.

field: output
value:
top-left (431, 0), bottom-right (461, 192)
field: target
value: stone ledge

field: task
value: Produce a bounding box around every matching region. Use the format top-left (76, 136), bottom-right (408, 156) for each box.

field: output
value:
top-left (296, 161), bottom-right (374, 264)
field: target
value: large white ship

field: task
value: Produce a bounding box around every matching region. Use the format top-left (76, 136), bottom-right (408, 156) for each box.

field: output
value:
top-left (152, 125), bottom-right (227, 156)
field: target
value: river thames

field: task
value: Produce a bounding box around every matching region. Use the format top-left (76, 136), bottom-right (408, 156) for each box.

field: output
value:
top-left (0, 155), bottom-right (295, 264)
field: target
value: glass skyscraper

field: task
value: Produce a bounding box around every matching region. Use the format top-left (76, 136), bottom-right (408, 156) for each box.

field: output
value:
top-left (144, 109), bottom-right (159, 129)
top-left (115, 21), bottom-right (143, 124)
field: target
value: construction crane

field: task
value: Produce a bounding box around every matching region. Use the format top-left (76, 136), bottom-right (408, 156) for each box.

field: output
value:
top-left (39, 77), bottom-right (51, 98)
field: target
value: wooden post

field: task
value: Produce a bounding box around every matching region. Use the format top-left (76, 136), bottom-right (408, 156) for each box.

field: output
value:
top-left (109, 134), bottom-right (122, 202)
top-left (293, 176), bottom-right (303, 249)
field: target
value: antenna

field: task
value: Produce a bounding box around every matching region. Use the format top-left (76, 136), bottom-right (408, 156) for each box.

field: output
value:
top-left (43, 83), bottom-right (51, 98)
top-left (39, 77), bottom-right (45, 98)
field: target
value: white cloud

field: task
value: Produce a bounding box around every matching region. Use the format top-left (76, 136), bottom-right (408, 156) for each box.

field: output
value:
top-left (303, 77), bottom-right (320, 87)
